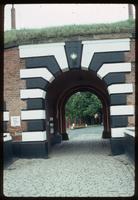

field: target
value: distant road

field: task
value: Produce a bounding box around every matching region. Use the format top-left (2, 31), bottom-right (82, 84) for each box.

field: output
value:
top-left (67, 125), bottom-right (103, 140)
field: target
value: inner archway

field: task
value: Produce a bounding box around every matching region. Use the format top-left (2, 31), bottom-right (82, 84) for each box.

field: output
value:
top-left (46, 69), bottom-right (111, 147)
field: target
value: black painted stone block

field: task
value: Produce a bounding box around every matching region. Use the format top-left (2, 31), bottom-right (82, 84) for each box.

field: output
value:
top-left (4, 140), bottom-right (13, 168)
top-left (25, 56), bottom-right (61, 77)
top-left (3, 122), bottom-right (7, 132)
top-left (26, 77), bottom-right (49, 90)
top-left (110, 94), bottom-right (127, 105)
top-left (65, 41), bottom-right (82, 69)
top-left (27, 120), bottom-right (46, 131)
top-left (124, 134), bottom-right (135, 163)
top-left (50, 134), bottom-right (62, 145)
top-left (12, 141), bottom-right (48, 158)
top-left (89, 51), bottom-right (125, 72)
top-left (110, 138), bottom-right (125, 155)
top-left (12, 141), bottom-right (21, 157)
top-left (104, 73), bottom-right (125, 86)
top-left (110, 116), bottom-right (128, 128)
top-left (27, 99), bottom-right (45, 110)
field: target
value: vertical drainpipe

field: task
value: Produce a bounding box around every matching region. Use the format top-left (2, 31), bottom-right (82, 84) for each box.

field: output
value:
top-left (11, 4), bottom-right (16, 29)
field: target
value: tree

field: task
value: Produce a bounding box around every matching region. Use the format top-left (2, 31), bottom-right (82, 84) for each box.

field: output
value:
top-left (65, 92), bottom-right (102, 125)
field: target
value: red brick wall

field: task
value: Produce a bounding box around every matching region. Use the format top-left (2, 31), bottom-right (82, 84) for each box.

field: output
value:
top-left (4, 47), bottom-right (26, 140)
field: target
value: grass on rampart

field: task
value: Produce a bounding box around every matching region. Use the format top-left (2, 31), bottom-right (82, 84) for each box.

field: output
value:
top-left (4, 19), bottom-right (135, 47)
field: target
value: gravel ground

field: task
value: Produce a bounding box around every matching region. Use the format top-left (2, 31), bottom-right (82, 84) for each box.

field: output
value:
top-left (4, 126), bottom-right (134, 197)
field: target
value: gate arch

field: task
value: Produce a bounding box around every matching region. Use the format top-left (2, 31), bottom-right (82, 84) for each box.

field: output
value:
top-left (46, 69), bottom-right (111, 141)
top-left (19, 38), bottom-right (134, 155)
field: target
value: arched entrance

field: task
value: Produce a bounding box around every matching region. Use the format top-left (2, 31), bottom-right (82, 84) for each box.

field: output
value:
top-left (46, 69), bottom-right (111, 146)
top-left (19, 38), bottom-right (133, 157)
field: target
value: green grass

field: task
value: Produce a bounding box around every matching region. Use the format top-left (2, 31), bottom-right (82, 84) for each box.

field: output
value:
top-left (4, 19), bottom-right (135, 47)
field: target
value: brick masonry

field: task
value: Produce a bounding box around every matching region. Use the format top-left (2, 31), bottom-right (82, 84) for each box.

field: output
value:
top-left (4, 47), bottom-right (26, 140)
top-left (4, 34), bottom-right (135, 141)
top-left (125, 39), bottom-right (135, 126)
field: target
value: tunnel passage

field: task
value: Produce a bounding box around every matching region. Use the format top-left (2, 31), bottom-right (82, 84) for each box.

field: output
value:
top-left (46, 69), bottom-right (111, 143)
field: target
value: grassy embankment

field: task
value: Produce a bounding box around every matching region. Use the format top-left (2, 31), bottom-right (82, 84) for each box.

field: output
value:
top-left (4, 19), bottom-right (135, 47)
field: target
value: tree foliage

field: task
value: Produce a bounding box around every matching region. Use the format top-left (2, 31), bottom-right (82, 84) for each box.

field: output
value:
top-left (65, 92), bottom-right (102, 124)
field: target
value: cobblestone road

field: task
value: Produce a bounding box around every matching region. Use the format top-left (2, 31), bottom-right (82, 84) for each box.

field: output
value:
top-left (4, 126), bottom-right (134, 197)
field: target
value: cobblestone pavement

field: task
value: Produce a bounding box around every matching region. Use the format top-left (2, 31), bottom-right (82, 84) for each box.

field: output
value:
top-left (4, 126), bottom-right (134, 197)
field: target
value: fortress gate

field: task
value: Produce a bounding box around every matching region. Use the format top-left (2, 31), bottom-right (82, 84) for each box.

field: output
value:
top-left (3, 37), bottom-right (135, 158)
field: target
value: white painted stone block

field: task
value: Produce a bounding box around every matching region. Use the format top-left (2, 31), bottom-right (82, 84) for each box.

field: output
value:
top-left (3, 112), bottom-right (9, 121)
top-left (19, 43), bottom-right (69, 71)
top-left (81, 38), bottom-right (130, 69)
top-left (20, 68), bottom-right (55, 83)
top-left (21, 110), bottom-right (46, 120)
top-left (108, 84), bottom-right (133, 94)
top-left (111, 127), bottom-right (126, 137)
top-left (97, 63), bottom-right (131, 78)
top-left (3, 133), bottom-right (12, 141)
top-left (124, 128), bottom-right (135, 137)
top-left (111, 126), bottom-right (135, 138)
top-left (20, 89), bottom-right (46, 99)
top-left (22, 131), bottom-right (47, 141)
top-left (110, 105), bottom-right (134, 116)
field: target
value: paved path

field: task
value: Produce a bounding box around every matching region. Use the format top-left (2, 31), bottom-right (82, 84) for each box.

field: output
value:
top-left (4, 126), bottom-right (134, 197)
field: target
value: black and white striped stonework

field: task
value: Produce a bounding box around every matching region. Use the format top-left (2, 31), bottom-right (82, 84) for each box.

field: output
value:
top-left (19, 38), bottom-right (134, 141)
